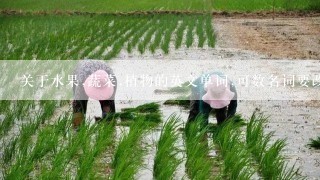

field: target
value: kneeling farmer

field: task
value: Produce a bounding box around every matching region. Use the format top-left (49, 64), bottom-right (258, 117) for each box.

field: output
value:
top-left (72, 60), bottom-right (117, 129)
top-left (187, 72), bottom-right (237, 128)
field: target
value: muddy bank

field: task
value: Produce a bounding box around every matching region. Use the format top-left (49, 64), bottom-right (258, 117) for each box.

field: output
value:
top-left (214, 16), bottom-right (320, 59)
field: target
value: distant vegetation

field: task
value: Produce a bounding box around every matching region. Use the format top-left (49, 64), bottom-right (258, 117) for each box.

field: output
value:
top-left (0, 0), bottom-right (319, 12)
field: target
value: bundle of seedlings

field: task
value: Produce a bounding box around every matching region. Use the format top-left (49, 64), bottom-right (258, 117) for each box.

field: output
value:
top-left (119, 102), bottom-right (162, 125)
top-left (153, 114), bottom-right (182, 179)
top-left (111, 118), bottom-right (149, 179)
top-left (246, 113), bottom-right (304, 179)
top-left (308, 136), bottom-right (320, 149)
top-left (163, 82), bottom-right (191, 108)
top-left (185, 116), bottom-right (214, 180)
top-left (213, 117), bottom-right (255, 179)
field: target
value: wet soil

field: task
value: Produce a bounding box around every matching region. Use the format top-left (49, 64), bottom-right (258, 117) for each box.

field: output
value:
top-left (214, 16), bottom-right (320, 59)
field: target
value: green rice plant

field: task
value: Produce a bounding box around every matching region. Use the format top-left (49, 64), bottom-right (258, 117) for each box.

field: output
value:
top-left (111, 118), bottom-right (148, 179)
top-left (29, 126), bottom-right (59, 161)
top-left (5, 125), bottom-right (59, 179)
top-left (144, 112), bottom-right (162, 123)
top-left (127, 18), bottom-right (154, 53)
top-left (185, 16), bottom-right (196, 48)
top-left (205, 15), bottom-right (215, 48)
top-left (38, 114), bottom-right (96, 179)
top-left (122, 102), bottom-right (160, 113)
top-left (308, 136), bottom-right (320, 149)
top-left (76, 121), bottom-right (115, 179)
top-left (246, 113), bottom-right (269, 162)
top-left (184, 115), bottom-right (214, 180)
top-left (138, 24), bottom-right (158, 54)
top-left (18, 118), bottom-right (41, 153)
top-left (160, 16), bottom-right (178, 54)
top-left (0, 100), bottom-right (11, 113)
top-left (0, 110), bottom-right (15, 139)
top-left (104, 18), bottom-right (148, 59)
top-left (38, 100), bottom-right (57, 124)
top-left (153, 114), bottom-right (182, 179)
top-left (196, 17), bottom-right (205, 48)
top-left (175, 18), bottom-right (188, 49)
top-left (213, 117), bottom-right (255, 179)
top-left (2, 138), bottom-right (18, 165)
top-left (246, 113), bottom-right (304, 179)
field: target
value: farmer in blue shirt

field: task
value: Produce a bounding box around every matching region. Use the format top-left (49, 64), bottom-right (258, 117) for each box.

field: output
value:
top-left (187, 72), bottom-right (237, 128)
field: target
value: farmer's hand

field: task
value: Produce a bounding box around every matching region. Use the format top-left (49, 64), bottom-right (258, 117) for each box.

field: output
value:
top-left (73, 112), bottom-right (84, 129)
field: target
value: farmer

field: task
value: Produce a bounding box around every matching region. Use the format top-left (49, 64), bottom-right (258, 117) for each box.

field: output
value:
top-left (187, 72), bottom-right (237, 129)
top-left (72, 60), bottom-right (117, 129)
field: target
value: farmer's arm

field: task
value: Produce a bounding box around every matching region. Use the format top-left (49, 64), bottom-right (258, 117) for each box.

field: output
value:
top-left (227, 84), bottom-right (237, 117)
top-left (227, 99), bottom-right (237, 117)
top-left (187, 100), bottom-right (200, 123)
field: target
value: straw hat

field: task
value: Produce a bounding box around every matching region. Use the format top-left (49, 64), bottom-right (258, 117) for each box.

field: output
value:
top-left (202, 74), bottom-right (235, 109)
top-left (83, 70), bottom-right (114, 100)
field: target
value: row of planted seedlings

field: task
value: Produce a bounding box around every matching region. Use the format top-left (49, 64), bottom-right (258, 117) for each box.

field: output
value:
top-left (0, 100), bottom-right (63, 179)
top-left (154, 105), bottom-right (305, 179)
top-left (1, 99), bottom-right (304, 179)
top-left (1, 101), bottom-right (164, 179)
top-left (0, 14), bottom-right (215, 60)
top-left (212, 113), bottom-right (304, 179)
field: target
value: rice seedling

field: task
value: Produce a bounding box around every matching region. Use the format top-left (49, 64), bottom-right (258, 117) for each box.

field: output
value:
top-left (122, 102), bottom-right (160, 113)
top-left (111, 118), bottom-right (148, 179)
top-left (2, 137), bottom-right (18, 165)
top-left (213, 117), bottom-right (255, 179)
top-left (308, 136), bottom-right (320, 149)
top-left (76, 121), bottom-right (115, 179)
top-left (38, 100), bottom-right (56, 124)
top-left (37, 113), bottom-right (104, 179)
top-left (185, 16), bottom-right (196, 48)
top-left (184, 115), bottom-right (214, 180)
top-left (153, 114), bottom-right (182, 179)
top-left (196, 16), bottom-right (205, 48)
top-left (5, 124), bottom-right (59, 179)
top-left (138, 23), bottom-right (158, 54)
top-left (160, 16), bottom-right (179, 54)
top-left (0, 100), bottom-right (11, 113)
top-left (175, 18), bottom-right (188, 49)
top-left (127, 18), bottom-right (155, 53)
top-left (0, 110), bottom-right (15, 139)
top-left (246, 113), bottom-right (304, 179)
top-left (205, 15), bottom-right (215, 48)
top-left (149, 25), bottom-right (164, 54)
top-left (104, 18), bottom-right (149, 59)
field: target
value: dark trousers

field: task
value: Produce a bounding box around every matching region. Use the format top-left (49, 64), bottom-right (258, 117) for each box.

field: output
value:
top-left (72, 100), bottom-right (116, 114)
top-left (187, 100), bottom-right (228, 129)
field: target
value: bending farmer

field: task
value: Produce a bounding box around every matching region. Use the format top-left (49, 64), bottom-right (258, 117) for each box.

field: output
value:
top-left (187, 72), bottom-right (237, 128)
top-left (72, 60), bottom-right (117, 129)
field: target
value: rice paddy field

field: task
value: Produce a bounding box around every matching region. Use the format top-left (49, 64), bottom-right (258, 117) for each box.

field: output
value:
top-left (1, 0), bottom-right (320, 179)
